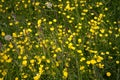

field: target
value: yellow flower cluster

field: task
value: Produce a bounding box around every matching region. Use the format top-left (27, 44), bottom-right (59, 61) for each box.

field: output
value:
top-left (0, 0), bottom-right (119, 80)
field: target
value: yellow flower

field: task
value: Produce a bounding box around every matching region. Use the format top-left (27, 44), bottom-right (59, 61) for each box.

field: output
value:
top-left (22, 60), bottom-right (27, 66)
top-left (55, 47), bottom-right (62, 52)
top-left (77, 50), bottom-right (82, 53)
top-left (105, 34), bottom-right (108, 37)
top-left (23, 74), bottom-right (28, 79)
top-left (33, 74), bottom-right (40, 80)
top-left (116, 61), bottom-right (119, 64)
top-left (53, 19), bottom-right (57, 22)
top-left (106, 72), bottom-right (111, 77)
top-left (50, 27), bottom-right (54, 31)
top-left (6, 58), bottom-right (12, 63)
top-left (63, 71), bottom-right (68, 77)
top-left (9, 22), bottom-right (13, 26)
top-left (108, 30), bottom-right (112, 34)
top-left (81, 17), bottom-right (84, 20)
top-left (15, 77), bottom-right (19, 80)
top-left (9, 42), bottom-right (13, 48)
top-left (35, 2), bottom-right (40, 6)
top-left (83, 9), bottom-right (88, 13)
top-left (90, 29), bottom-right (95, 33)
top-left (90, 59), bottom-right (96, 65)
top-left (66, 15), bottom-right (70, 18)
top-left (49, 21), bottom-right (52, 25)
top-left (27, 28), bottom-right (32, 32)
top-left (65, 62), bottom-right (69, 67)
top-left (81, 12), bottom-right (86, 16)
top-left (78, 38), bottom-right (82, 43)
top-left (100, 29), bottom-right (105, 33)
top-left (24, 4), bottom-right (27, 8)
top-left (2, 55), bottom-right (8, 60)
top-left (96, 56), bottom-right (103, 62)
top-left (63, 70), bottom-right (68, 78)
top-left (56, 62), bottom-right (59, 67)
top-left (37, 19), bottom-right (41, 26)
top-left (30, 59), bottom-right (35, 64)
top-left (12, 33), bottom-right (17, 37)
top-left (2, 70), bottom-right (7, 76)
top-left (46, 59), bottom-right (50, 63)
top-left (105, 7), bottom-right (108, 11)
top-left (42, 56), bottom-right (46, 60)
top-left (80, 66), bottom-right (85, 70)
top-left (86, 61), bottom-right (91, 65)
top-left (23, 56), bottom-right (27, 60)
top-left (1, 0), bottom-right (4, 2)
top-left (68, 42), bottom-right (75, 50)
top-left (35, 45), bottom-right (39, 48)
top-left (1, 32), bottom-right (5, 36)
top-left (0, 77), bottom-right (4, 80)
top-left (53, 54), bottom-right (57, 58)
top-left (80, 57), bottom-right (86, 62)
top-left (69, 20), bottom-right (73, 23)
top-left (98, 63), bottom-right (104, 68)
top-left (64, 4), bottom-right (70, 11)
top-left (27, 22), bottom-right (31, 26)
top-left (106, 51), bottom-right (109, 55)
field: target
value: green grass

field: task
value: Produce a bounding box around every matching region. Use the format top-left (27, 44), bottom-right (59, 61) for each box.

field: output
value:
top-left (0, 0), bottom-right (120, 80)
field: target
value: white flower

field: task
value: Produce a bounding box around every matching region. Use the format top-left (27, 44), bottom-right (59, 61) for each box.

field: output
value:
top-left (45, 2), bottom-right (52, 8)
top-left (4, 35), bottom-right (12, 41)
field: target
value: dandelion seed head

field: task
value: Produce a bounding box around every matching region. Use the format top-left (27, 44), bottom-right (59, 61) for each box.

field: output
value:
top-left (45, 2), bottom-right (52, 8)
top-left (4, 35), bottom-right (12, 41)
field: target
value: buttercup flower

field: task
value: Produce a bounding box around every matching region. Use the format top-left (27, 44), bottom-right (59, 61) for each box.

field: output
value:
top-left (106, 72), bottom-right (111, 77)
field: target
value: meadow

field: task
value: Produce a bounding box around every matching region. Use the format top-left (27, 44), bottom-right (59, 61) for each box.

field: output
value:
top-left (0, 0), bottom-right (120, 80)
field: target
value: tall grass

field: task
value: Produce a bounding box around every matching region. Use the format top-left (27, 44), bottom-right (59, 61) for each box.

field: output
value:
top-left (0, 0), bottom-right (120, 80)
